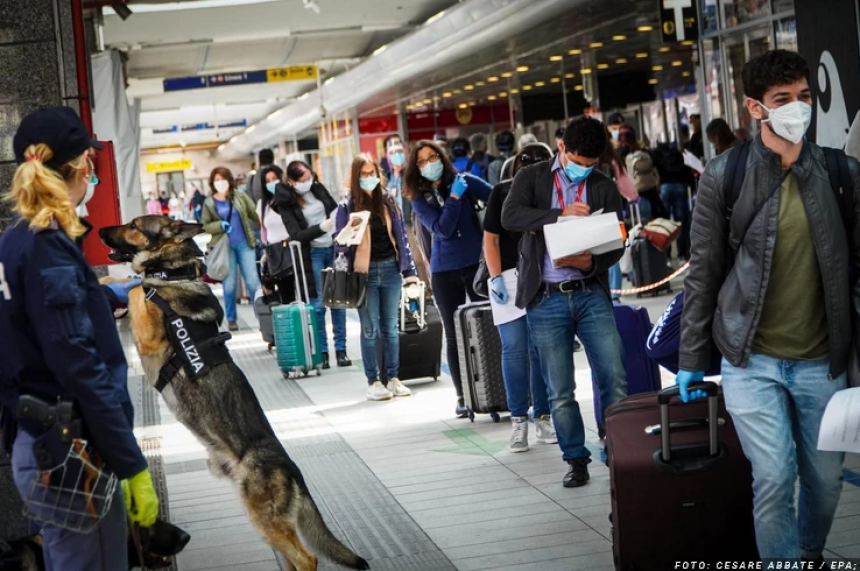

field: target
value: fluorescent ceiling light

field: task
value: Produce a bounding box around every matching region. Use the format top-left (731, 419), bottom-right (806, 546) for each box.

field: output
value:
top-left (372, 44), bottom-right (388, 56)
top-left (464, 85), bottom-right (475, 91)
top-left (488, 76), bottom-right (499, 82)
top-left (569, 49), bottom-right (583, 55)
top-left (534, 81), bottom-right (545, 87)
top-left (574, 85), bottom-right (584, 91)
top-left (649, 78), bottom-right (658, 85)
top-left (268, 110), bottom-right (283, 120)
top-left (426, 10), bottom-right (446, 25)
top-left (246, 125), bottom-right (256, 134)
top-left (218, 144), bottom-right (226, 151)
top-left (299, 93), bottom-right (310, 100)
top-left (549, 55), bottom-right (564, 62)
top-left (636, 52), bottom-right (649, 58)
top-left (324, 77), bottom-right (335, 85)
top-left (516, 65), bottom-right (529, 72)
top-left (104, 0), bottom-right (283, 16)
top-left (458, 103), bottom-right (467, 109)
top-left (638, 25), bottom-right (654, 32)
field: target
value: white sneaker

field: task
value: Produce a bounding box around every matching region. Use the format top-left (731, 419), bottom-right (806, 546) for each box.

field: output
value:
top-left (535, 415), bottom-right (558, 444)
top-left (510, 417), bottom-right (529, 452)
top-left (389, 378), bottom-right (412, 397)
top-left (366, 381), bottom-right (393, 401)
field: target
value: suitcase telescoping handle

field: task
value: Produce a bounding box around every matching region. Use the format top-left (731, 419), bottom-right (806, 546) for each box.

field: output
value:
top-left (289, 241), bottom-right (312, 305)
top-left (657, 381), bottom-right (719, 463)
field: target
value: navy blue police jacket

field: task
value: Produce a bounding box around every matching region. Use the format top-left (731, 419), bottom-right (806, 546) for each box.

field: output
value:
top-left (0, 218), bottom-right (147, 480)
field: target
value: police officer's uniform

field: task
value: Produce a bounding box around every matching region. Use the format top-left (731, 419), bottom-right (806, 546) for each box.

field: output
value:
top-left (0, 107), bottom-right (146, 571)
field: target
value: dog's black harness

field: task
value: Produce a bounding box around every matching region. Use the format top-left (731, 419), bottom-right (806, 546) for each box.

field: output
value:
top-left (144, 287), bottom-right (232, 393)
top-left (145, 264), bottom-right (204, 282)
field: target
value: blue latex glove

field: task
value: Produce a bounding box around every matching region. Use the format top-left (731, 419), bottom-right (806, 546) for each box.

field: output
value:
top-left (107, 276), bottom-right (142, 304)
top-left (450, 175), bottom-right (468, 199)
top-left (220, 221), bottom-right (232, 233)
top-left (489, 276), bottom-right (509, 304)
top-left (676, 370), bottom-right (707, 403)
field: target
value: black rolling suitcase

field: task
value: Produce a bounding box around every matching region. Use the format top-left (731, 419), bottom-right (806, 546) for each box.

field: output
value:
top-left (254, 289), bottom-right (280, 349)
top-left (378, 281), bottom-right (442, 383)
top-left (454, 301), bottom-right (507, 423)
top-left (631, 238), bottom-right (671, 297)
top-left (606, 382), bottom-right (758, 569)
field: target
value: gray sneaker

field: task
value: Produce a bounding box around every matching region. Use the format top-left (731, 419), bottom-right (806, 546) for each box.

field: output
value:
top-left (510, 417), bottom-right (529, 452)
top-left (535, 415), bottom-right (558, 444)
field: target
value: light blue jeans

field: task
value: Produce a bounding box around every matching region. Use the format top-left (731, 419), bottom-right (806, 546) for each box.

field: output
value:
top-left (721, 354), bottom-right (845, 560)
top-left (222, 241), bottom-right (262, 323)
top-left (526, 285), bottom-right (628, 460)
top-left (497, 315), bottom-right (549, 418)
top-left (358, 260), bottom-right (402, 383)
top-left (12, 429), bottom-right (128, 571)
top-left (310, 246), bottom-right (347, 353)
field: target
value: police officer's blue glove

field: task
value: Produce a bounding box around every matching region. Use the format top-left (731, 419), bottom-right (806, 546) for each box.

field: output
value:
top-left (220, 221), bottom-right (232, 233)
top-left (107, 276), bottom-right (143, 305)
top-left (676, 370), bottom-right (707, 403)
top-left (489, 275), bottom-right (509, 304)
top-left (450, 175), bottom-right (468, 200)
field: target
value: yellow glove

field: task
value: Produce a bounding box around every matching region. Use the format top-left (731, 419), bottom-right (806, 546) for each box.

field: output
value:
top-left (127, 469), bottom-right (159, 528)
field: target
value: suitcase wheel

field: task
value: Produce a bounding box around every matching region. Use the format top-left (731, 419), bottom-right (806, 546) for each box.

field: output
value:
top-left (267, 343), bottom-right (274, 352)
top-left (316, 367), bottom-right (322, 377)
top-left (490, 412), bottom-right (501, 423)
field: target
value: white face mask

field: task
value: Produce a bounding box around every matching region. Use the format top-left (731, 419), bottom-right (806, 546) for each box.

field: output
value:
top-left (294, 180), bottom-right (313, 194)
top-left (757, 100), bottom-right (812, 145)
top-left (213, 180), bottom-right (230, 194)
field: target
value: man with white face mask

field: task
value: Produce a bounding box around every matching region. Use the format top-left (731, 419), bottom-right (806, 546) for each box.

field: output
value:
top-left (677, 50), bottom-right (860, 562)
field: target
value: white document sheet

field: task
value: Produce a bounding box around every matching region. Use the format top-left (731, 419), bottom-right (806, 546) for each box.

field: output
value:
top-left (817, 387), bottom-right (860, 453)
top-left (335, 211), bottom-right (370, 246)
top-left (683, 150), bottom-right (706, 174)
top-left (489, 269), bottom-right (526, 326)
top-left (543, 212), bottom-right (624, 261)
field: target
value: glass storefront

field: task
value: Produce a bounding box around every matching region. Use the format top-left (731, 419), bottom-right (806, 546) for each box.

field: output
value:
top-left (697, 0), bottom-right (796, 157)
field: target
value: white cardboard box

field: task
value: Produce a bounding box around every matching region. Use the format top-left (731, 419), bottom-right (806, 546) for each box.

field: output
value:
top-left (543, 212), bottom-right (624, 261)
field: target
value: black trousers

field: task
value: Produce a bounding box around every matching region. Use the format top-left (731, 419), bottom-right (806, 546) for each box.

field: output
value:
top-left (430, 264), bottom-right (479, 398)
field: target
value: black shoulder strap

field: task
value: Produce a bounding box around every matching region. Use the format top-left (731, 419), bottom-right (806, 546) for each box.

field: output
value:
top-left (823, 147), bottom-right (855, 240)
top-left (723, 140), bottom-right (751, 221)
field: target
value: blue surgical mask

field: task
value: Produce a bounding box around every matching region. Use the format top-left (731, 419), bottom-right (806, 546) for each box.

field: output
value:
top-left (390, 152), bottom-right (405, 166)
top-left (564, 158), bottom-right (594, 183)
top-left (611, 130), bottom-right (621, 141)
top-left (420, 160), bottom-right (444, 182)
top-left (266, 181), bottom-right (278, 194)
top-left (359, 176), bottom-right (380, 192)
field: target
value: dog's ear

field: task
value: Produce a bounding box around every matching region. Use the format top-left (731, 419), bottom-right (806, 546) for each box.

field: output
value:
top-left (163, 220), bottom-right (204, 242)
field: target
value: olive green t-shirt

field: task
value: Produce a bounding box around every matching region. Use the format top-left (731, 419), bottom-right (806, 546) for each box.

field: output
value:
top-left (752, 171), bottom-right (829, 360)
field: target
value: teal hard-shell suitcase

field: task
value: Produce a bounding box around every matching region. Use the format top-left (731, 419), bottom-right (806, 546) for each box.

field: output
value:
top-left (274, 242), bottom-right (323, 378)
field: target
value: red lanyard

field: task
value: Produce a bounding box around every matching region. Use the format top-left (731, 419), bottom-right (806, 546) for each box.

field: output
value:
top-left (553, 171), bottom-right (585, 210)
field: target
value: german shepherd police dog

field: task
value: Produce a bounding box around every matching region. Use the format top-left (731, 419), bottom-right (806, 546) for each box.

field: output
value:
top-left (99, 216), bottom-right (369, 571)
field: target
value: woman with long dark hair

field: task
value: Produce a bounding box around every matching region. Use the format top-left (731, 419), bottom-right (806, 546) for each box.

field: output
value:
top-left (483, 144), bottom-right (556, 451)
top-left (255, 165), bottom-right (296, 304)
top-left (335, 154), bottom-right (418, 400)
top-left (202, 166), bottom-right (261, 331)
top-left (403, 140), bottom-right (493, 417)
top-left (281, 161), bottom-right (349, 369)
top-left (706, 118), bottom-right (738, 156)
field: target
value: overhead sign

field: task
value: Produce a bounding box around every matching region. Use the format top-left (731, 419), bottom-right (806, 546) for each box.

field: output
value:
top-left (660, 0), bottom-right (699, 43)
top-left (151, 120), bottom-right (247, 134)
top-left (163, 65), bottom-right (318, 92)
top-left (146, 158), bottom-right (192, 173)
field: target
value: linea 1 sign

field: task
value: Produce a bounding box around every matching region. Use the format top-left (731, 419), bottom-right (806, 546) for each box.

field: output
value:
top-left (163, 66), bottom-right (319, 92)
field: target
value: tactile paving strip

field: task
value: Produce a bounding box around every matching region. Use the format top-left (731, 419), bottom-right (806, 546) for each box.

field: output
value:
top-left (229, 345), bottom-right (457, 571)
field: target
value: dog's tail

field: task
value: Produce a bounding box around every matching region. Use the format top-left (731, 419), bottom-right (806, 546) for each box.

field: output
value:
top-left (296, 485), bottom-right (369, 570)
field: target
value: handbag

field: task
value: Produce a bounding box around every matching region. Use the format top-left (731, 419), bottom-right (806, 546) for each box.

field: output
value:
top-left (473, 252), bottom-right (489, 298)
top-left (205, 237), bottom-right (231, 282)
top-left (264, 241), bottom-right (294, 280)
top-left (322, 267), bottom-right (367, 309)
top-left (640, 218), bottom-right (681, 252)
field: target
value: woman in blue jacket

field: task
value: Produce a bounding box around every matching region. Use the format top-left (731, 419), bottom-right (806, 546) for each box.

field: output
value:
top-left (336, 155), bottom-right (419, 401)
top-left (404, 140), bottom-right (493, 417)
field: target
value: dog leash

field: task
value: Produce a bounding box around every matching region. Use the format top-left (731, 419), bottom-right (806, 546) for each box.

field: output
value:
top-left (129, 516), bottom-right (147, 571)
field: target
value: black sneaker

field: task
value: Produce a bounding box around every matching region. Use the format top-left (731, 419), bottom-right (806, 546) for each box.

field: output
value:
top-left (563, 458), bottom-right (591, 488)
top-left (455, 398), bottom-right (469, 418)
top-left (321, 352), bottom-right (331, 370)
top-left (336, 350), bottom-right (352, 367)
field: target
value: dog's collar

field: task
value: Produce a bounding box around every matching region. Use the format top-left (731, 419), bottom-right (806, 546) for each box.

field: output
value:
top-left (145, 264), bottom-right (201, 282)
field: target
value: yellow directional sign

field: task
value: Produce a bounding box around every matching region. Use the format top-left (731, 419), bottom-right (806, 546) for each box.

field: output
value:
top-left (266, 65), bottom-right (319, 83)
top-left (146, 158), bottom-right (192, 173)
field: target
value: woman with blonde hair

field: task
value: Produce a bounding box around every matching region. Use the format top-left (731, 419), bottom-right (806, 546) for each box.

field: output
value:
top-left (0, 106), bottom-right (158, 570)
top-left (335, 154), bottom-right (419, 400)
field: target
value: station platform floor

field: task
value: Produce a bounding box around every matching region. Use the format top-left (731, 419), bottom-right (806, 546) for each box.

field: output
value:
top-left (122, 287), bottom-right (860, 571)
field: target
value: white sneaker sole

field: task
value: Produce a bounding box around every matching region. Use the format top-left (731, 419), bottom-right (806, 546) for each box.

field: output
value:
top-left (536, 436), bottom-right (558, 444)
top-left (392, 391), bottom-right (412, 398)
top-left (367, 393), bottom-right (393, 401)
top-left (509, 445), bottom-right (530, 453)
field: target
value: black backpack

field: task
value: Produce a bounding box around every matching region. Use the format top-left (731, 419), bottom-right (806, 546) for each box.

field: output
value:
top-left (723, 140), bottom-right (855, 245)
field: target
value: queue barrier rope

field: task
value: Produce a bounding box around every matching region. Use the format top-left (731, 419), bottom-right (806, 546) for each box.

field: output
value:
top-left (610, 261), bottom-right (691, 297)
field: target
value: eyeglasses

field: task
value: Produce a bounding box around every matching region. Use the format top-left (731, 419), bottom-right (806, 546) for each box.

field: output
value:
top-left (416, 153), bottom-right (441, 168)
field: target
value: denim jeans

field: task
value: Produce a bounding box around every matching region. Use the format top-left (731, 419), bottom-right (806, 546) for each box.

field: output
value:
top-left (721, 354), bottom-right (845, 560)
top-left (526, 285), bottom-right (627, 460)
top-left (222, 241), bottom-right (262, 323)
top-left (660, 182), bottom-right (691, 259)
top-left (12, 430), bottom-right (128, 571)
top-left (358, 260), bottom-right (402, 383)
top-left (608, 263), bottom-right (622, 300)
top-left (497, 315), bottom-right (549, 418)
top-left (310, 246), bottom-right (347, 353)
top-left (431, 265), bottom-right (479, 398)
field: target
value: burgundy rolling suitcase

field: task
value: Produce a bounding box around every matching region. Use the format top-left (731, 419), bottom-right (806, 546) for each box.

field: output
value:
top-left (606, 382), bottom-right (758, 569)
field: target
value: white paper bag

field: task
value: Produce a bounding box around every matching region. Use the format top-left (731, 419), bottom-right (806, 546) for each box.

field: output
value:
top-left (543, 212), bottom-right (624, 261)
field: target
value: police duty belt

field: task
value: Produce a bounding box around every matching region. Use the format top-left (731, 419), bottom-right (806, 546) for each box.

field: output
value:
top-left (144, 287), bottom-right (232, 393)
